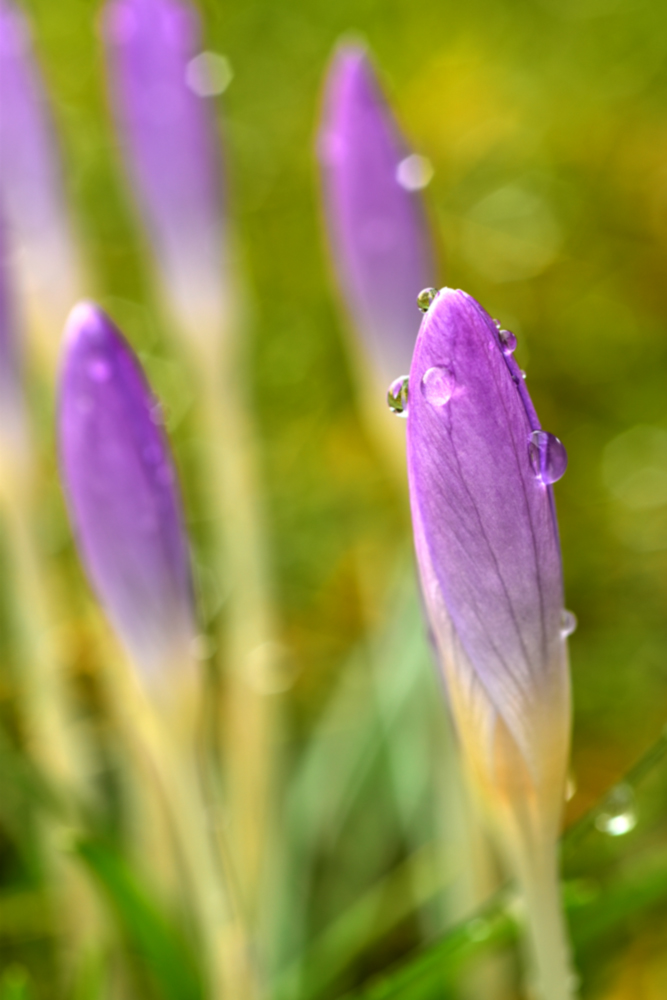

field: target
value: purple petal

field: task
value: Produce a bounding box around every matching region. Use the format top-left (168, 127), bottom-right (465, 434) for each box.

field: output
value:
top-left (0, 0), bottom-right (79, 316)
top-left (406, 288), bottom-right (570, 781)
top-left (58, 302), bottom-right (196, 681)
top-left (317, 44), bottom-right (436, 388)
top-left (102, 0), bottom-right (225, 309)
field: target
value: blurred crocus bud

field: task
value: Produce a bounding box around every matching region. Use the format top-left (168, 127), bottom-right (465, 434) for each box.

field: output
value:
top-left (0, 213), bottom-right (26, 459)
top-left (0, 0), bottom-right (81, 353)
top-left (407, 288), bottom-right (573, 996)
top-left (317, 44), bottom-right (436, 392)
top-left (58, 303), bottom-right (196, 687)
top-left (102, 0), bottom-right (227, 342)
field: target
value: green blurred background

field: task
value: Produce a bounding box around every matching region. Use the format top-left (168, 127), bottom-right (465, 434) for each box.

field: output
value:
top-left (2, 0), bottom-right (667, 996)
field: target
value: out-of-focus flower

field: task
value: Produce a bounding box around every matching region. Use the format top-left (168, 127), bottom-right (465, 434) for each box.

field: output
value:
top-left (102, 0), bottom-right (227, 341)
top-left (317, 44), bottom-right (436, 391)
top-left (0, 0), bottom-right (81, 350)
top-left (406, 287), bottom-right (573, 997)
top-left (58, 302), bottom-right (196, 686)
top-left (0, 213), bottom-right (25, 458)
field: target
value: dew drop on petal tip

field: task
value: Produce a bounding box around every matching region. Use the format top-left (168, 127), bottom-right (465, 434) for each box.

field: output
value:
top-left (387, 375), bottom-right (409, 417)
top-left (595, 784), bottom-right (637, 837)
top-left (528, 430), bottom-right (568, 484)
top-left (499, 329), bottom-right (517, 355)
top-left (560, 609), bottom-right (577, 638)
top-left (150, 402), bottom-right (165, 426)
top-left (421, 366), bottom-right (455, 406)
top-left (417, 288), bottom-right (438, 313)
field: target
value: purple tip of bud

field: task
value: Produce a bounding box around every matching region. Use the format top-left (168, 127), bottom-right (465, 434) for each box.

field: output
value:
top-left (58, 302), bottom-right (196, 682)
top-left (407, 288), bottom-right (569, 781)
top-left (317, 44), bottom-right (436, 388)
top-left (0, 0), bottom-right (78, 302)
top-left (101, 0), bottom-right (224, 302)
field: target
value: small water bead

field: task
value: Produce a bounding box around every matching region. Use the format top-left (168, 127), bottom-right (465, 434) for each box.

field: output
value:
top-left (560, 609), bottom-right (577, 638)
top-left (421, 366), bottom-right (455, 406)
top-left (498, 329), bottom-right (517, 355)
top-left (595, 784), bottom-right (637, 837)
top-left (387, 375), bottom-right (409, 417)
top-left (528, 430), bottom-right (568, 485)
top-left (493, 318), bottom-right (502, 330)
top-left (150, 402), bottom-right (166, 426)
top-left (416, 288), bottom-right (438, 313)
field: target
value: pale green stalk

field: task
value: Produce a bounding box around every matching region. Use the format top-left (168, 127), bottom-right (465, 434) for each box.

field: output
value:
top-left (108, 653), bottom-right (258, 1000)
top-left (498, 796), bottom-right (575, 1000)
top-left (164, 276), bottom-right (279, 944)
top-left (0, 440), bottom-right (101, 982)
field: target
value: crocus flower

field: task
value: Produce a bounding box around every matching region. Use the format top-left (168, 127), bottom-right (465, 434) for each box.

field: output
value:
top-left (58, 303), bottom-right (196, 686)
top-left (317, 44), bottom-right (436, 391)
top-left (0, 0), bottom-right (81, 348)
top-left (406, 288), bottom-right (573, 998)
top-left (102, 0), bottom-right (227, 340)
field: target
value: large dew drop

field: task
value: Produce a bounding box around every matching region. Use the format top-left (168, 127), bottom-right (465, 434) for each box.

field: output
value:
top-left (528, 430), bottom-right (568, 484)
top-left (560, 609), bottom-right (577, 638)
top-left (387, 375), bottom-right (409, 417)
top-left (498, 329), bottom-right (517, 355)
top-left (421, 366), bottom-right (455, 406)
top-left (595, 784), bottom-right (637, 837)
top-left (416, 288), bottom-right (438, 313)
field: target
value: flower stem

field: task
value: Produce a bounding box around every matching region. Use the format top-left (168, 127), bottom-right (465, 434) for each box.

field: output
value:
top-left (514, 842), bottom-right (575, 1000)
top-left (192, 336), bottom-right (278, 935)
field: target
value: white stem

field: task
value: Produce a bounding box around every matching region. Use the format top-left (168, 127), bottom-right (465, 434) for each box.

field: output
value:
top-left (515, 842), bottom-right (575, 1000)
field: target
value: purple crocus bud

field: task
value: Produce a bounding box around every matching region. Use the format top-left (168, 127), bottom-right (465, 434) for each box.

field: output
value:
top-left (0, 0), bottom-right (81, 345)
top-left (317, 44), bottom-right (436, 391)
top-left (407, 288), bottom-right (573, 996)
top-left (58, 303), bottom-right (196, 686)
top-left (102, 0), bottom-right (227, 338)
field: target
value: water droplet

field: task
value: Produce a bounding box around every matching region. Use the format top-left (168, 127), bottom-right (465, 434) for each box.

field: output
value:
top-left (520, 369), bottom-right (527, 380)
top-left (185, 51), bottom-right (233, 97)
top-left (417, 288), bottom-right (438, 312)
top-left (561, 610), bottom-right (577, 637)
top-left (387, 376), bottom-right (409, 417)
top-left (595, 784), bottom-right (637, 836)
top-left (499, 329), bottom-right (517, 355)
top-left (421, 366), bottom-right (455, 406)
top-left (528, 430), bottom-right (568, 484)
top-left (87, 357), bottom-right (111, 382)
top-left (493, 318), bottom-right (502, 330)
top-left (150, 402), bottom-right (165, 425)
top-left (396, 154), bottom-right (434, 191)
